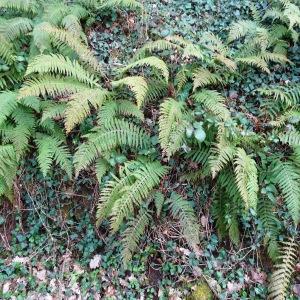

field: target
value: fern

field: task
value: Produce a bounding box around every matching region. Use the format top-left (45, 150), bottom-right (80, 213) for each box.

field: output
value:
top-left (74, 119), bottom-right (151, 175)
top-left (273, 161), bottom-right (300, 224)
top-left (193, 68), bottom-right (223, 90)
top-left (279, 131), bottom-right (300, 146)
top-left (19, 75), bottom-right (89, 98)
top-left (158, 98), bottom-right (187, 157)
top-left (258, 197), bottom-right (280, 261)
top-left (121, 207), bottom-right (151, 264)
top-left (41, 23), bottom-right (102, 73)
top-left (0, 17), bottom-right (33, 41)
top-left (0, 92), bottom-right (18, 126)
top-left (167, 193), bottom-right (200, 249)
top-left (0, 0), bottom-right (38, 13)
top-left (97, 161), bottom-right (168, 232)
top-left (36, 134), bottom-right (72, 178)
top-left (121, 56), bottom-right (169, 82)
top-left (112, 76), bottom-right (148, 108)
top-left (0, 144), bottom-right (17, 188)
top-left (65, 89), bottom-right (109, 133)
top-left (268, 238), bottom-right (298, 300)
top-left (193, 90), bottom-right (230, 121)
top-left (234, 148), bottom-right (259, 210)
top-left (100, 0), bottom-right (143, 11)
top-left (95, 158), bottom-right (110, 184)
top-left (154, 191), bottom-right (164, 218)
top-left (25, 54), bottom-right (99, 87)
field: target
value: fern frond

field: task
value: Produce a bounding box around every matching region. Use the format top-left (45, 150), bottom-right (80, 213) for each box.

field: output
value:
top-left (228, 20), bottom-right (258, 42)
top-left (100, 0), bottom-right (143, 10)
top-left (74, 119), bottom-right (151, 175)
top-left (209, 142), bottom-right (236, 178)
top-left (121, 56), bottom-right (169, 82)
top-left (98, 100), bottom-right (144, 124)
top-left (257, 84), bottom-right (300, 106)
top-left (270, 109), bottom-right (300, 127)
top-left (192, 68), bottom-right (223, 90)
top-left (65, 89), bottom-right (109, 133)
top-left (258, 197), bottom-right (280, 261)
top-left (158, 98), bottom-right (187, 157)
top-left (95, 158), bottom-right (110, 184)
top-left (121, 207), bottom-right (151, 264)
top-left (273, 161), bottom-right (300, 224)
top-left (133, 39), bottom-right (182, 60)
top-left (234, 148), bottom-right (259, 210)
top-left (62, 14), bottom-right (84, 38)
top-left (26, 54), bottom-right (99, 87)
top-left (236, 56), bottom-right (270, 73)
top-left (193, 90), bottom-right (230, 121)
top-left (0, 37), bottom-right (15, 64)
top-left (19, 75), bottom-right (89, 98)
top-left (0, 144), bottom-right (17, 188)
top-left (41, 23), bottom-right (102, 73)
top-left (279, 131), bottom-right (300, 146)
top-left (268, 238), bottom-right (298, 300)
top-left (41, 102), bottom-right (67, 122)
top-left (112, 76), bottom-right (148, 108)
top-left (154, 191), bottom-right (164, 218)
top-left (0, 92), bottom-right (18, 126)
top-left (0, 17), bottom-right (33, 41)
top-left (111, 162), bottom-right (168, 232)
top-left (167, 193), bottom-right (200, 249)
top-left (36, 134), bottom-right (72, 178)
top-left (0, 0), bottom-right (38, 13)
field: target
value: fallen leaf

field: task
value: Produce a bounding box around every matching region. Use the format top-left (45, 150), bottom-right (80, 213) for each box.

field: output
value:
top-left (293, 284), bottom-right (300, 296)
top-left (227, 281), bottom-right (244, 294)
top-left (34, 269), bottom-right (47, 282)
top-left (200, 215), bottom-right (209, 227)
top-left (251, 270), bottom-right (267, 284)
top-left (89, 254), bottom-right (101, 269)
top-left (12, 256), bottom-right (29, 264)
top-left (2, 282), bottom-right (11, 293)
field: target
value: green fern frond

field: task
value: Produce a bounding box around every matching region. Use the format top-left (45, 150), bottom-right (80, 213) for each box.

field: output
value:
top-left (121, 56), bottom-right (169, 82)
top-left (41, 102), bottom-right (67, 122)
top-left (257, 84), bottom-right (300, 106)
top-left (98, 100), bottom-right (144, 124)
top-left (228, 20), bottom-right (258, 42)
top-left (0, 37), bottom-right (15, 64)
top-left (62, 14), bottom-right (85, 38)
top-left (41, 23), bottom-right (102, 73)
top-left (258, 197), bottom-right (280, 261)
top-left (273, 161), bottom-right (300, 224)
top-left (268, 238), bottom-right (298, 300)
top-left (121, 207), bottom-right (151, 265)
top-left (36, 133), bottom-right (72, 178)
top-left (279, 131), bottom-right (300, 146)
top-left (270, 109), bottom-right (300, 127)
top-left (193, 90), bottom-right (230, 121)
top-left (112, 76), bottom-right (148, 108)
top-left (0, 144), bottom-right (17, 188)
top-left (19, 75), bottom-right (89, 98)
top-left (110, 162), bottom-right (168, 232)
top-left (154, 191), bottom-right (164, 218)
top-left (100, 0), bottom-right (143, 10)
top-left (31, 22), bottom-right (51, 54)
top-left (0, 92), bottom-right (18, 126)
top-left (192, 68), bottom-right (223, 90)
top-left (26, 54), bottom-right (99, 87)
top-left (167, 193), bottom-right (200, 249)
top-left (74, 119), bottom-right (151, 175)
top-left (95, 158), bottom-right (110, 184)
top-left (0, 0), bottom-right (38, 13)
top-left (0, 17), bottom-right (33, 41)
top-left (236, 56), bottom-right (270, 73)
top-left (158, 98), bottom-right (187, 157)
top-left (209, 142), bottom-right (236, 178)
top-left (65, 89), bottom-right (109, 133)
top-left (133, 39), bottom-right (182, 60)
top-left (234, 148), bottom-right (259, 210)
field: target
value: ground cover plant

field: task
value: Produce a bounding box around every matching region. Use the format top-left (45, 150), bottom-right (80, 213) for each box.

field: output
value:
top-left (0, 0), bottom-right (299, 299)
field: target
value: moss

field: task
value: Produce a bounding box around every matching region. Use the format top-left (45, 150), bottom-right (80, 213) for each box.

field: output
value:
top-left (188, 282), bottom-right (213, 300)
